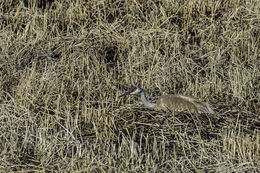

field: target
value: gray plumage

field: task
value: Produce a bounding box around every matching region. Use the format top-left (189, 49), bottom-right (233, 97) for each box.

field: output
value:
top-left (119, 86), bottom-right (214, 114)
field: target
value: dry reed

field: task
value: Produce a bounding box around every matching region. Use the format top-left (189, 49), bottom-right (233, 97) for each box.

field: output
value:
top-left (0, 0), bottom-right (259, 172)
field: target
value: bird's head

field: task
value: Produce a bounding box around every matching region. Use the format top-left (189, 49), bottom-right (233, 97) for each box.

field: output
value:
top-left (119, 86), bottom-right (143, 98)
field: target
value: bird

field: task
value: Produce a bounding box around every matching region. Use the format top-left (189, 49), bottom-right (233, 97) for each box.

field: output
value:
top-left (119, 86), bottom-right (214, 114)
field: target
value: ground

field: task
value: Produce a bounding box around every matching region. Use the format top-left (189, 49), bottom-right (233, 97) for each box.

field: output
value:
top-left (0, 0), bottom-right (259, 172)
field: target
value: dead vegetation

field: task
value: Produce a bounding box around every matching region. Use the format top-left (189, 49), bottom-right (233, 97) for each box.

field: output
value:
top-left (0, 0), bottom-right (259, 172)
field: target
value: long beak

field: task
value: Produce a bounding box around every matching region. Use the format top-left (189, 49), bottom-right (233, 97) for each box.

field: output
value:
top-left (119, 91), bottom-right (131, 98)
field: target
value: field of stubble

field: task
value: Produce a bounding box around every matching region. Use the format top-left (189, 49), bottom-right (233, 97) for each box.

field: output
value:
top-left (0, 0), bottom-right (259, 172)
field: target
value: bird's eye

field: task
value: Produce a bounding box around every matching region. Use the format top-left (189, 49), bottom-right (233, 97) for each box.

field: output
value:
top-left (130, 87), bottom-right (136, 92)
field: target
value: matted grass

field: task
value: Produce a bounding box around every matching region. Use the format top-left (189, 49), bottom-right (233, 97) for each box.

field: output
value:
top-left (0, 0), bottom-right (259, 172)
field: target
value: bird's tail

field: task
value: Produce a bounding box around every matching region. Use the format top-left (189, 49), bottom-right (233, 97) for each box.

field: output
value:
top-left (178, 95), bottom-right (215, 114)
top-left (196, 102), bottom-right (215, 114)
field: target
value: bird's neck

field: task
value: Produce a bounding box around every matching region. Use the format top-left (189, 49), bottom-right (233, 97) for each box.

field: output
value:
top-left (140, 91), bottom-right (156, 108)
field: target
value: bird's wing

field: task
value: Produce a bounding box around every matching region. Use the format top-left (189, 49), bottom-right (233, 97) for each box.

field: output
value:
top-left (157, 95), bottom-right (197, 113)
top-left (158, 94), bottom-right (214, 114)
top-left (178, 95), bottom-right (214, 114)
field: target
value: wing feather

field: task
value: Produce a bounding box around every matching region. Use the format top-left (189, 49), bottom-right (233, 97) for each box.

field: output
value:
top-left (156, 94), bottom-right (214, 114)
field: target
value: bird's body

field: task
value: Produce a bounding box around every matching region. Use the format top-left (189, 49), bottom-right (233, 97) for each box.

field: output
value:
top-left (119, 86), bottom-right (214, 114)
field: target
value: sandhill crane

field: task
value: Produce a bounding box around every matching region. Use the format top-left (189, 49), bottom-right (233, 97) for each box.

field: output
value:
top-left (119, 86), bottom-right (214, 114)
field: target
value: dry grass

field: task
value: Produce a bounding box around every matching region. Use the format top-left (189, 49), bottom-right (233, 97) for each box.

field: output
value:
top-left (0, 0), bottom-right (259, 172)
